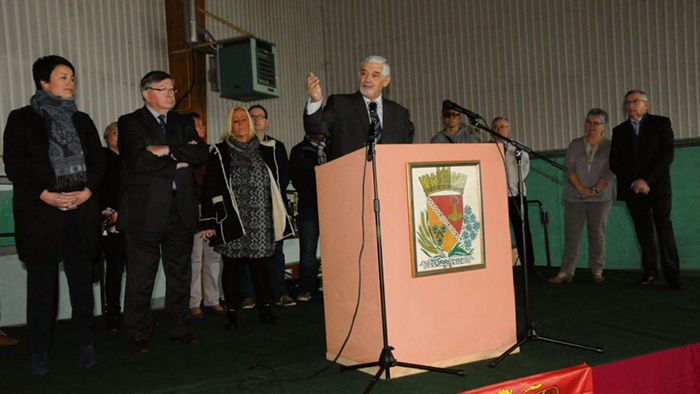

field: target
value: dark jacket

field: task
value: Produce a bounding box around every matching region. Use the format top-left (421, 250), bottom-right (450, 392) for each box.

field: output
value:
top-left (303, 91), bottom-right (413, 161)
top-left (610, 114), bottom-right (675, 201)
top-left (290, 138), bottom-right (322, 209)
top-left (100, 147), bottom-right (122, 211)
top-left (117, 107), bottom-right (208, 233)
top-left (200, 139), bottom-right (294, 246)
top-left (3, 106), bottom-right (105, 263)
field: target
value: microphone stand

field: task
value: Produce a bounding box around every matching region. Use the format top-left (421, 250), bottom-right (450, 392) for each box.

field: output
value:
top-left (341, 117), bottom-right (465, 393)
top-left (459, 114), bottom-right (603, 368)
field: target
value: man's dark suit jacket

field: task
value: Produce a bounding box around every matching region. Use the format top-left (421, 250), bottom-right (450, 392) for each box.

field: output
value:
top-left (117, 106), bottom-right (209, 233)
top-left (303, 91), bottom-right (413, 161)
top-left (609, 114), bottom-right (675, 201)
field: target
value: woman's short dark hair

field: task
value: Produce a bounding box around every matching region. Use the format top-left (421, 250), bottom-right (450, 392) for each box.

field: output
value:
top-left (32, 55), bottom-right (75, 90)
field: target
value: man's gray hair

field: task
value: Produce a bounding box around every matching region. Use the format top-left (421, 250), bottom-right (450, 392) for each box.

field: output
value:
top-left (586, 108), bottom-right (609, 124)
top-left (624, 89), bottom-right (648, 101)
top-left (361, 55), bottom-right (390, 77)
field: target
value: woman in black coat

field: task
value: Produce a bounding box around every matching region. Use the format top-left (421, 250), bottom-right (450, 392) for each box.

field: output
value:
top-left (3, 55), bottom-right (105, 375)
top-left (199, 107), bottom-right (293, 330)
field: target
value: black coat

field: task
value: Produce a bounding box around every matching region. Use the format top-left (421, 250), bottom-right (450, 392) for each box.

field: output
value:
top-left (289, 138), bottom-right (321, 209)
top-left (610, 114), bottom-right (675, 201)
top-left (303, 91), bottom-right (413, 161)
top-left (200, 139), bottom-right (294, 246)
top-left (117, 107), bottom-right (208, 233)
top-left (3, 106), bottom-right (105, 263)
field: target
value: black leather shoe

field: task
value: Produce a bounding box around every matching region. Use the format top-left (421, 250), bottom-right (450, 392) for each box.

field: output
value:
top-left (259, 302), bottom-right (280, 324)
top-left (668, 280), bottom-right (684, 290)
top-left (170, 333), bottom-right (199, 345)
top-left (106, 316), bottom-right (119, 332)
top-left (224, 310), bottom-right (238, 331)
top-left (640, 276), bottom-right (657, 285)
top-left (128, 339), bottom-right (150, 354)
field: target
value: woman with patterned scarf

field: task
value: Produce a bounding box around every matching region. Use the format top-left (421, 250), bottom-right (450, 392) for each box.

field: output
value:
top-left (3, 55), bottom-right (105, 376)
top-left (199, 107), bottom-right (293, 331)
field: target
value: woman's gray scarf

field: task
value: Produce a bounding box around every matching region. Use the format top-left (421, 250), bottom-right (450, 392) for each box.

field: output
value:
top-left (30, 89), bottom-right (87, 191)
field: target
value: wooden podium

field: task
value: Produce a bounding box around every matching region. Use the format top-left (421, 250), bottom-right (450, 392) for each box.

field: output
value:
top-left (316, 144), bottom-right (517, 377)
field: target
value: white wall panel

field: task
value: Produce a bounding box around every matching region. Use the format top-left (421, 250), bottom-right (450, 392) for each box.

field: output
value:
top-left (0, 0), bottom-right (169, 160)
top-left (319, 0), bottom-right (699, 150)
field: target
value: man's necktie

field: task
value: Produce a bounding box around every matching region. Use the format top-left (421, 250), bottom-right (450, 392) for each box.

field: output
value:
top-left (631, 120), bottom-right (640, 151)
top-left (158, 114), bottom-right (167, 133)
top-left (368, 102), bottom-right (383, 143)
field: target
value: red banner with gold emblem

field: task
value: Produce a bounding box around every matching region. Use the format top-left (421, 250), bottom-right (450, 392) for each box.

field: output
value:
top-left (461, 364), bottom-right (593, 394)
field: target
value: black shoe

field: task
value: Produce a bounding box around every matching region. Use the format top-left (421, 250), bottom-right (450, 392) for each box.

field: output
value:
top-left (31, 352), bottom-right (49, 376)
top-left (128, 339), bottom-right (150, 354)
top-left (640, 276), bottom-right (657, 285)
top-left (224, 310), bottom-right (238, 331)
top-left (78, 344), bottom-right (96, 368)
top-left (668, 280), bottom-right (684, 290)
top-left (259, 302), bottom-right (280, 324)
top-left (170, 332), bottom-right (199, 345)
top-left (106, 315), bottom-right (120, 332)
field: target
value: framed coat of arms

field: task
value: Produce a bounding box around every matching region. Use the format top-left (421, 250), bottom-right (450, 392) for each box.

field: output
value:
top-left (407, 162), bottom-right (485, 277)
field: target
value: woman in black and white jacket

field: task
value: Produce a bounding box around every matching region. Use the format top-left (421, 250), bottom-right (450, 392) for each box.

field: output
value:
top-left (199, 107), bottom-right (293, 330)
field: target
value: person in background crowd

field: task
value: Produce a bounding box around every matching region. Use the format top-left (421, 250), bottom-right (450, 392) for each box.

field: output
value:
top-left (199, 107), bottom-right (294, 330)
top-left (290, 133), bottom-right (326, 301)
top-left (187, 112), bottom-right (224, 318)
top-left (118, 71), bottom-right (208, 354)
top-left (491, 117), bottom-right (536, 273)
top-left (430, 107), bottom-right (479, 144)
top-left (610, 90), bottom-right (682, 289)
top-left (549, 109), bottom-right (615, 284)
top-left (100, 122), bottom-right (126, 331)
top-left (3, 55), bottom-right (105, 375)
top-left (239, 105), bottom-right (296, 308)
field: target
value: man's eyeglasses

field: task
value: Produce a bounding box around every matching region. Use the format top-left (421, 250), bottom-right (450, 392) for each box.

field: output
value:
top-left (623, 99), bottom-right (647, 105)
top-left (146, 87), bottom-right (178, 94)
top-left (250, 115), bottom-right (267, 121)
top-left (443, 112), bottom-right (460, 118)
top-left (585, 121), bottom-right (605, 126)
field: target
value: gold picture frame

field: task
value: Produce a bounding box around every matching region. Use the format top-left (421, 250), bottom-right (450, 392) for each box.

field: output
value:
top-left (407, 161), bottom-right (486, 277)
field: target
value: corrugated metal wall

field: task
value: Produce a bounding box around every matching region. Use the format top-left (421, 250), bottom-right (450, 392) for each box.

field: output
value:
top-left (204, 0), bottom-right (325, 148)
top-left (1, 0), bottom-right (698, 154)
top-left (0, 0), bottom-right (169, 159)
top-left (320, 0), bottom-right (699, 149)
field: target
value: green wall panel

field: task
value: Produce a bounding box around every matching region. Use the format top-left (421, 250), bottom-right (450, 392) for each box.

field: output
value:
top-left (525, 142), bottom-right (700, 271)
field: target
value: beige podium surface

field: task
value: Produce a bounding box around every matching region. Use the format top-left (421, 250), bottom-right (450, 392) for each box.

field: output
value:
top-left (316, 144), bottom-right (517, 377)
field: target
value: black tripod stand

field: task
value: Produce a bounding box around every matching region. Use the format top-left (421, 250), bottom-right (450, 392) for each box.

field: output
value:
top-left (442, 104), bottom-right (604, 367)
top-left (340, 106), bottom-right (465, 393)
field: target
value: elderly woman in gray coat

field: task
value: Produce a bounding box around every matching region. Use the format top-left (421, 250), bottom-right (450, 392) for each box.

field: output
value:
top-left (550, 108), bottom-right (615, 284)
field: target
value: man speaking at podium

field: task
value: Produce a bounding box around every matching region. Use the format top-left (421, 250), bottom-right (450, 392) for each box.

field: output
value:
top-left (304, 55), bottom-right (413, 161)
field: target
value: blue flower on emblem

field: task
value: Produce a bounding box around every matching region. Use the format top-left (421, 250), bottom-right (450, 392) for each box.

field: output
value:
top-left (440, 224), bottom-right (446, 232)
top-left (432, 225), bottom-right (438, 234)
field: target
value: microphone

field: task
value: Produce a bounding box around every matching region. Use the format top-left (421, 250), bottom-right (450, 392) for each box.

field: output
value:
top-left (443, 100), bottom-right (481, 120)
top-left (368, 101), bottom-right (379, 125)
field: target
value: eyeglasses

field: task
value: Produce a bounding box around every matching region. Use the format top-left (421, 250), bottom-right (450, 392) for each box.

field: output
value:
top-left (146, 87), bottom-right (178, 94)
top-left (585, 121), bottom-right (605, 126)
top-left (623, 99), bottom-right (647, 105)
top-left (443, 112), bottom-right (460, 118)
top-left (250, 115), bottom-right (267, 120)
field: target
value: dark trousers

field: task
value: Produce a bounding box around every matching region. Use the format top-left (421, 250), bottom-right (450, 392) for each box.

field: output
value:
top-left (123, 200), bottom-right (194, 341)
top-left (102, 232), bottom-right (126, 317)
top-left (240, 242), bottom-right (287, 299)
top-left (222, 256), bottom-right (273, 311)
top-left (507, 196), bottom-right (535, 268)
top-left (298, 207), bottom-right (320, 294)
top-left (624, 190), bottom-right (681, 284)
top-left (26, 210), bottom-right (94, 355)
